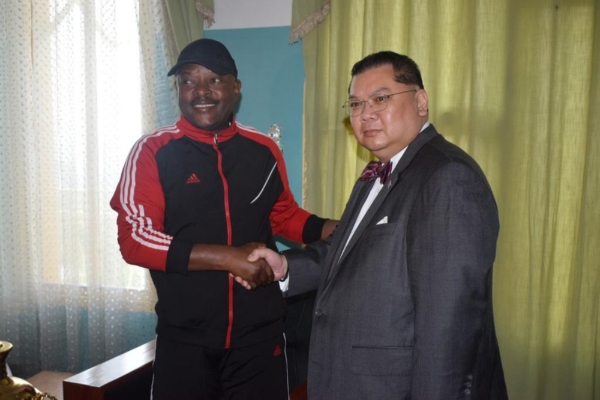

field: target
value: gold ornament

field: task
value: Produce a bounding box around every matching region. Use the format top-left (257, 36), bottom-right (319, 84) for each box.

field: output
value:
top-left (0, 341), bottom-right (57, 400)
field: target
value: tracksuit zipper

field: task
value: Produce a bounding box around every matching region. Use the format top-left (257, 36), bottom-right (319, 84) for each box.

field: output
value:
top-left (214, 134), bottom-right (235, 349)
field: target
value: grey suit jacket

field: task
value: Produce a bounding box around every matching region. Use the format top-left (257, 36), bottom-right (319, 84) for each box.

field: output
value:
top-left (285, 125), bottom-right (508, 400)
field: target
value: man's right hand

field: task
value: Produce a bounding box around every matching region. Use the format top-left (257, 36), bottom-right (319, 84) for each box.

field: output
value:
top-left (188, 242), bottom-right (274, 289)
top-left (247, 248), bottom-right (288, 281)
top-left (233, 248), bottom-right (287, 290)
top-left (225, 243), bottom-right (274, 289)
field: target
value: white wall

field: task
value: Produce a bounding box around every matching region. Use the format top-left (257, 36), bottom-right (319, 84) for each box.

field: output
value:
top-left (207, 0), bottom-right (293, 30)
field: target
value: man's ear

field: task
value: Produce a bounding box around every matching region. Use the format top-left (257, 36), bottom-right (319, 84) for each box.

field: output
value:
top-left (416, 89), bottom-right (429, 115)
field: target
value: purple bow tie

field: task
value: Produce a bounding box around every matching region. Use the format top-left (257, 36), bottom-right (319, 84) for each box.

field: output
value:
top-left (360, 161), bottom-right (393, 184)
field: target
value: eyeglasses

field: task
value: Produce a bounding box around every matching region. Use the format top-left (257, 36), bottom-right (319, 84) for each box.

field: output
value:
top-left (342, 89), bottom-right (417, 117)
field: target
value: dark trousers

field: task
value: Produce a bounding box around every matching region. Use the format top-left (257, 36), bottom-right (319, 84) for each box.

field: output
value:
top-left (151, 335), bottom-right (289, 400)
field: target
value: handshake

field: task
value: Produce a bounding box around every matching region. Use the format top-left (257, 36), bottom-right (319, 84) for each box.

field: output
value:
top-left (227, 243), bottom-right (288, 290)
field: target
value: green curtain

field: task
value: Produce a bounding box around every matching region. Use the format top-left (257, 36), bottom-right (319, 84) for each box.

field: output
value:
top-left (164, 0), bottom-right (214, 53)
top-left (295, 0), bottom-right (600, 399)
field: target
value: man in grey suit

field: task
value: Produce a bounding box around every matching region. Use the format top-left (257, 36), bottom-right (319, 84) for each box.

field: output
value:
top-left (246, 51), bottom-right (508, 399)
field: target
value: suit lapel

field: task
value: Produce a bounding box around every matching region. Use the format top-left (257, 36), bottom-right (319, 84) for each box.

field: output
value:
top-left (324, 125), bottom-right (439, 286)
top-left (321, 179), bottom-right (373, 284)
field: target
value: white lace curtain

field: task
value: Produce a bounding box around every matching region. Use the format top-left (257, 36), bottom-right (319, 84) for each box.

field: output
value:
top-left (0, 0), bottom-right (178, 377)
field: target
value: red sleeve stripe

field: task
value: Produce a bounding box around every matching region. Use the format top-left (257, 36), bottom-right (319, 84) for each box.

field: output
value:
top-left (235, 122), bottom-right (262, 134)
top-left (118, 125), bottom-right (179, 251)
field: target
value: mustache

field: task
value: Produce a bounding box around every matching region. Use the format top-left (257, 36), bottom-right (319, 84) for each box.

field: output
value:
top-left (191, 96), bottom-right (217, 106)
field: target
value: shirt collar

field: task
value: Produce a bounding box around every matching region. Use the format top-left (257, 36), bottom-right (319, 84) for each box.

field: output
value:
top-left (176, 114), bottom-right (238, 144)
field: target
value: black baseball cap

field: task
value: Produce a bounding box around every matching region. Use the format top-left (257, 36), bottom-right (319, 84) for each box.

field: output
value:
top-left (167, 38), bottom-right (238, 78)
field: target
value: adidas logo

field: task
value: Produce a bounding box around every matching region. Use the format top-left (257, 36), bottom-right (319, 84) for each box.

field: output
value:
top-left (186, 173), bottom-right (201, 184)
top-left (273, 344), bottom-right (283, 357)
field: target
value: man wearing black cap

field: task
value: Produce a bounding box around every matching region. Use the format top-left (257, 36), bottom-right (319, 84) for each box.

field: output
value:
top-left (110, 38), bottom-right (336, 399)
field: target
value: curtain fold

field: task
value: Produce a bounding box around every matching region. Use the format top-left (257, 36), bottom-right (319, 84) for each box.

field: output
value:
top-left (164, 0), bottom-right (214, 53)
top-left (290, 0), bottom-right (329, 43)
top-left (0, 0), bottom-right (177, 377)
top-left (298, 0), bottom-right (600, 398)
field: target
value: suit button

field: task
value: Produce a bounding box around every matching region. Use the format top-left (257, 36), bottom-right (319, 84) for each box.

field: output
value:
top-left (464, 389), bottom-right (471, 395)
top-left (314, 309), bottom-right (323, 317)
top-left (467, 374), bottom-right (473, 380)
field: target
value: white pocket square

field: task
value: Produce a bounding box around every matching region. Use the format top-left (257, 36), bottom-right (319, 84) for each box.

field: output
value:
top-left (376, 216), bottom-right (388, 225)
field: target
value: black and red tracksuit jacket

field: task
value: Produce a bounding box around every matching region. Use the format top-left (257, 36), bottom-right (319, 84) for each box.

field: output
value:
top-left (110, 115), bottom-right (326, 349)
